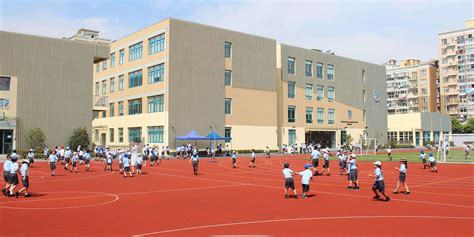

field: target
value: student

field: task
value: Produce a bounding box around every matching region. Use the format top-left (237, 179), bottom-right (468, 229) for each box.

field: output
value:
top-left (2, 155), bottom-right (12, 196)
top-left (122, 154), bottom-right (133, 177)
top-left (70, 152), bottom-right (79, 173)
top-left (420, 150), bottom-right (429, 169)
top-left (190, 151), bottom-right (199, 175)
top-left (118, 150), bottom-right (124, 173)
top-left (16, 159), bottom-right (31, 197)
top-left (465, 144), bottom-right (471, 160)
top-left (136, 154), bottom-right (143, 175)
top-left (309, 148), bottom-right (321, 176)
top-left (265, 146), bottom-right (271, 158)
top-left (249, 149), bottom-right (256, 168)
top-left (393, 158), bottom-right (410, 194)
top-left (282, 162), bottom-right (297, 199)
top-left (84, 150), bottom-right (92, 172)
top-left (8, 156), bottom-right (19, 197)
top-left (320, 150), bottom-right (331, 176)
top-left (428, 152), bottom-right (438, 173)
top-left (27, 149), bottom-right (35, 168)
top-left (78, 148), bottom-right (84, 165)
top-left (105, 152), bottom-right (113, 172)
top-left (369, 161), bottom-right (390, 201)
top-left (64, 147), bottom-right (72, 170)
top-left (338, 151), bottom-right (346, 175)
top-left (231, 151), bottom-right (238, 168)
top-left (387, 146), bottom-right (392, 161)
top-left (347, 154), bottom-right (360, 190)
top-left (49, 151), bottom-right (58, 176)
top-left (299, 164), bottom-right (313, 199)
top-left (43, 147), bottom-right (49, 160)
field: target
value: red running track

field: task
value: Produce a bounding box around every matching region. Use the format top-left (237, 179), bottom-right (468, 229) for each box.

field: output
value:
top-left (0, 155), bottom-right (473, 236)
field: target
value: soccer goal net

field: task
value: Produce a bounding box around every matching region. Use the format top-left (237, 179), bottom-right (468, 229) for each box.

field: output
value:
top-left (437, 133), bottom-right (474, 163)
top-left (359, 137), bottom-right (377, 155)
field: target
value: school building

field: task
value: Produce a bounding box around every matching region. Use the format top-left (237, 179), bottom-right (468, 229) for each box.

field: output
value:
top-left (387, 112), bottom-right (451, 147)
top-left (0, 30), bottom-right (110, 154)
top-left (92, 18), bottom-right (387, 150)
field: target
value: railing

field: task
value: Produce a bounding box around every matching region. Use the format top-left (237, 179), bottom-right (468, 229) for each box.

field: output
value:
top-left (93, 95), bottom-right (108, 107)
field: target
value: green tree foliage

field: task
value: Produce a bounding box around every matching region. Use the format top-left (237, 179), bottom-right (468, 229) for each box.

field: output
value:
top-left (26, 128), bottom-right (46, 151)
top-left (68, 127), bottom-right (90, 150)
top-left (451, 117), bottom-right (474, 134)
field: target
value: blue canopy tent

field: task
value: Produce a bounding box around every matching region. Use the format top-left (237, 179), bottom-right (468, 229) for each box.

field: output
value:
top-left (175, 130), bottom-right (210, 147)
top-left (206, 130), bottom-right (226, 141)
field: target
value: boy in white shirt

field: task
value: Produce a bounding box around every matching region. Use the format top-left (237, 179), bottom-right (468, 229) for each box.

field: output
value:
top-left (249, 149), bottom-right (256, 168)
top-left (231, 151), bottom-right (238, 168)
top-left (282, 162), bottom-right (297, 199)
top-left (16, 159), bottom-right (31, 197)
top-left (299, 164), bottom-right (313, 199)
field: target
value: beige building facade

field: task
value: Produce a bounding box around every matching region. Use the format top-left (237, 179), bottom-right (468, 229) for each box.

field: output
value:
top-left (93, 18), bottom-right (387, 150)
top-left (438, 19), bottom-right (474, 120)
top-left (385, 59), bottom-right (439, 114)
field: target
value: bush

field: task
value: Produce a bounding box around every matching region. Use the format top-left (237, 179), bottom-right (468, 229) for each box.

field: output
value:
top-left (68, 127), bottom-right (91, 150)
top-left (26, 128), bottom-right (46, 152)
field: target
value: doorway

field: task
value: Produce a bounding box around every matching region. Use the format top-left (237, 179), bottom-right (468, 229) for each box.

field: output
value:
top-left (305, 131), bottom-right (336, 148)
top-left (0, 129), bottom-right (13, 154)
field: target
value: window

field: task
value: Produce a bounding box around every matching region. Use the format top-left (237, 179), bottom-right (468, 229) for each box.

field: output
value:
top-left (317, 108), bottom-right (324, 124)
top-left (102, 80), bottom-right (107, 95)
top-left (347, 110), bottom-right (353, 120)
top-left (305, 60), bottom-right (313, 77)
top-left (362, 70), bottom-right (366, 82)
top-left (225, 127), bottom-right (232, 142)
top-left (306, 107), bottom-right (313, 123)
top-left (109, 128), bottom-right (114, 143)
top-left (128, 99), bottom-right (142, 115)
top-left (119, 75), bottom-right (124, 91)
top-left (148, 126), bottom-right (164, 143)
top-left (149, 33), bottom-right (165, 55)
top-left (328, 109), bottom-right (335, 124)
top-left (128, 127), bottom-right (142, 143)
top-left (95, 82), bottom-right (99, 95)
top-left (224, 42), bottom-right (232, 58)
top-left (305, 83), bottom-right (313, 100)
top-left (119, 49), bottom-right (124, 65)
top-left (225, 70), bottom-right (232, 86)
top-left (110, 78), bottom-right (115, 93)
top-left (129, 42), bottom-right (143, 61)
top-left (288, 57), bottom-right (295, 74)
top-left (288, 81), bottom-right (296, 98)
top-left (118, 101), bottom-right (124, 116)
top-left (148, 95), bottom-right (164, 113)
top-left (225, 98), bottom-right (232, 114)
top-left (362, 90), bottom-right (366, 102)
top-left (96, 63), bottom-right (100, 72)
top-left (118, 128), bottom-right (124, 143)
top-left (102, 111), bottom-right (106, 118)
top-left (129, 70), bottom-right (143, 88)
top-left (109, 103), bottom-right (115, 117)
top-left (0, 77), bottom-right (10, 91)
top-left (327, 64), bottom-right (334, 80)
top-left (317, 85), bottom-right (324, 101)
top-left (148, 63), bottom-right (165, 84)
top-left (420, 69), bottom-right (427, 76)
top-left (103, 61), bottom-right (107, 70)
top-left (288, 129), bottom-right (296, 145)
top-left (327, 87), bottom-right (335, 102)
top-left (110, 53), bottom-right (115, 68)
top-left (316, 63), bottom-right (323, 79)
top-left (288, 106), bottom-right (296, 123)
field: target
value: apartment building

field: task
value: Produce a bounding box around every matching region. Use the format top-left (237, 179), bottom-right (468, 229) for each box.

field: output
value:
top-left (0, 30), bottom-right (109, 153)
top-left (92, 18), bottom-right (386, 150)
top-left (385, 59), bottom-right (439, 115)
top-left (438, 19), bottom-right (474, 120)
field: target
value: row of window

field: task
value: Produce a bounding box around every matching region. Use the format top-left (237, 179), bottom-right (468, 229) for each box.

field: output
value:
top-left (288, 106), bottom-right (335, 124)
top-left (105, 126), bottom-right (164, 144)
top-left (96, 33), bottom-right (165, 72)
top-left (99, 95), bottom-right (164, 118)
top-left (288, 58), bottom-right (334, 80)
top-left (95, 63), bottom-right (165, 95)
top-left (288, 82), bottom-right (335, 101)
top-left (0, 77), bottom-right (10, 91)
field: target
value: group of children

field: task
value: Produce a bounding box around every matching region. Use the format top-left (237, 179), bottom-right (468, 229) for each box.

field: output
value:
top-left (2, 151), bottom-right (30, 198)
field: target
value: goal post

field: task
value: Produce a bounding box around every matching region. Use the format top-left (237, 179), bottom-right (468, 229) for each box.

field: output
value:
top-left (359, 137), bottom-right (377, 155)
top-left (438, 133), bottom-right (474, 163)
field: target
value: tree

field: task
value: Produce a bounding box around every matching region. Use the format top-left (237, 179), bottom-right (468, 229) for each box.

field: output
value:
top-left (26, 128), bottom-right (46, 151)
top-left (452, 117), bottom-right (464, 133)
top-left (464, 118), bottom-right (474, 133)
top-left (68, 127), bottom-right (90, 150)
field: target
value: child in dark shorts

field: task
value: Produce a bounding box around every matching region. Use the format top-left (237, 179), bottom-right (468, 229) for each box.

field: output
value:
top-left (369, 161), bottom-right (390, 201)
top-left (16, 159), bottom-right (30, 198)
top-left (428, 152), bottom-right (438, 173)
top-left (2, 154), bottom-right (12, 196)
top-left (281, 162), bottom-right (297, 199)
top-left (393, 158), bottom-right (410, 194)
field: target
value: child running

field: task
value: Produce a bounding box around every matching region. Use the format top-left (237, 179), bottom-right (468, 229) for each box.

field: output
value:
top-left (309, 148), bottom-right (321, 176)
top-left (27, 149), bottom-right (35, 168)
top-left (320, 150), bottom-right (331, 176)
top-left (190, 151), bottom-right (199, 175)
top-left (231, 151), bottom-right (238, 168)
top-left (7, 156), bottom-right (19, 197)
top-left (347, 154), bottom-right (360, 190)
top-left (420, 150), bottom-right (429, 169)
top-left (122, 153), bottom-right (133, 177)
top-left (249, 149), bottom-right (256, 168)
top-left (282, 162), bottom-right (297, 199)
top-left (64, 147), bottom-right (72, 170)
top-left (369, 161), bottom-right (390, 201)
top-left (49, 151), bottom-right (58, 176)
top-left (136, 154), bottom-right (143, 175)
top-left (428, 152), bottom-right (438, 173)
top-left (265, 146), bottom-right (271, 158)
top-left (84, 150), bottom-right (92, 172)
top-left (2, 155), bottom-right (12, 196)
top-left (387, 146), bottom-right (392, 161)
top-left (393, 158), bottom-right (410, 194)
top-left (70, 152), bottom-right (78, 173)
top-left (16, 159), bottom-right (31, 198)
top-left (299, 164), bottom-right (313, 199)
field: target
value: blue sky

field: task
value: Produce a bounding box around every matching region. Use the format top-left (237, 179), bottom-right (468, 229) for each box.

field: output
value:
top-left (0, 0), bottom-right (473, 63)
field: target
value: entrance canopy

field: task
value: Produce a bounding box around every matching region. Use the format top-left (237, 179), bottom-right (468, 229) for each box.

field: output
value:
top-left (206, 130), bottom-right (227, 140)
top-left (176, 130), bottom-right (209, 140)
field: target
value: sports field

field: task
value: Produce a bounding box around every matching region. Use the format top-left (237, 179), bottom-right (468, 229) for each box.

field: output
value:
top-left (357, 149), bottom-right (474, 163)
top-left (1, 154), bottom-right (473, 236)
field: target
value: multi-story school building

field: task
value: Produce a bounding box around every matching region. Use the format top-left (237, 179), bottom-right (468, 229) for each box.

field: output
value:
top-left (0, 30), bottom-right (109, 154)
top-left (92, 18), bottom-right (387, 150)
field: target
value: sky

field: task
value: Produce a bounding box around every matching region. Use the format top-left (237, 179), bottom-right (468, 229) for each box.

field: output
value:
top-left (0, 0), bottom-right (473, 64)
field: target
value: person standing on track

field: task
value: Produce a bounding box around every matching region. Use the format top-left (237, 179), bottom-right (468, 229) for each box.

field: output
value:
top-left (7, 156), bottom-right (19, 197)
top-left (309, 148), bottom-right (321, 176)
top-left (386, 146), bottom-right (392, 161)
top-left (70, 152), bottom-right (79, 173)
top-left (249, 149), bottom-right (256, 168)
top-left (49, 150), bottom-right (58, 176)
top-left (122, 153), bottom-right (133, 177)
top-left (282, 162), bottom-right (297, 199)
top-left (393, 158), bottom-right (410, 194)
top-left (428, 152), bottom-right (438, 173)
top-left (84, 150), bottom-right (92, 172)
top-left (190, 151), bottom-right (200, 175)
top-left (320, 150), bottom-right (331, 176)
top-left (420, 150), bottom-right (429, 169)
top-left (16, 159), bottom-right (31, 198)
top-left (2, 154), bottom-right (12, 196)
top-left (369, 161), bottom-right (390, 201)
top-left (27, 149), bottom-right (35, 168)
top-left (64, 147), bottom-right (72, 170)
top-left (338, 151), bottom-right (346, 175)
top-left (265, 146), bottom-right (271, 158)
top-left (136, 154), bottom-right (143, 175)
top-left (231, 151), bottom-right (238, 168)
top-left (347, 154), bottom-right (360, 190)
top-left (298, 164), bottom-right (313, 199)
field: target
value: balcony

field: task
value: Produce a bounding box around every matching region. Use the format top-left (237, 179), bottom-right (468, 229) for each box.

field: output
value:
top-left (93, 95), bottom-right (108, 111)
